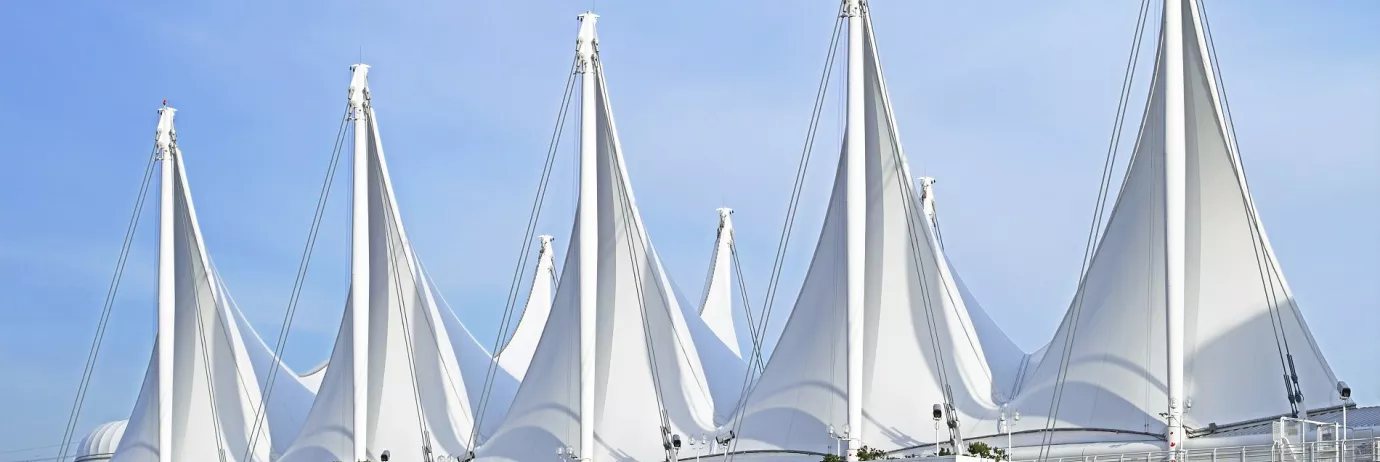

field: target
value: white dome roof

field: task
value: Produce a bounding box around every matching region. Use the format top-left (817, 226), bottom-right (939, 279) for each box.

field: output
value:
top-left (75, 420), bottom-right (127, 461)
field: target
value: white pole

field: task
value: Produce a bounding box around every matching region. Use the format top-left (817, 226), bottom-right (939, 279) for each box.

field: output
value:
top-left (1001, 412), bottom-right (1009, 457)
top-left (1341, 403), bottom-right (1347, 440)
top-left (844, 0), bottom-right (866, 459)
top-left (934, 421), bottom-right (940, 456)
top-left (575, 12), bottom-right (599, 462)
top-left (154, 104), bottom-right (176, 462)
top-left (1163, 0), bottom-right (1187, 458)
top-left (347, 63), bottom-right (371, 462)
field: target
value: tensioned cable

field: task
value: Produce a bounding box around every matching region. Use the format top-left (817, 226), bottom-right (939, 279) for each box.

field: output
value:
top-left (376, 158), bottom-right (439, 453)
top-left (179, 199), bottom-right (230, 461)
top-left (1197, 0), bottom-right (1303, 416)
top-left (1038, 0), bottom-right (1153, 456)
top-left (925, 200), bottom-right (995, 384)
top-left (858, 7), bottom-right (962, 444)
top-left (172, 174), bottom-right (272, 462)
top-left (729, 241), bottom-right (766, 375)
top-left (53, 148), bottom-right (158, 462)
top-left (169, 142), bottom-right (266, 460)
top-left (241, 104), bottom-right (350, 461)
top-left (0, 442), bottom-right (77, 456)
top-left (597, 65), bottom-right (691, 452)
top-left (469, 57), bottom-right (579, 449)
top-left (725, 8), bottom-right (845, 460)
top-left (859, 5), bottom-right (1004, 425)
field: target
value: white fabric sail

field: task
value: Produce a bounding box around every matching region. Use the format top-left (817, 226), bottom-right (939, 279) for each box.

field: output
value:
top-left (297, 361), bottom-right (328, 393)
top-left (112, 143), bottom-right (274, 462)
top-left (1005, 0), bottom-right (1339, 438)
top-left (476, 61), bottom-right (721, 462)
top-left (688, 208), bottom-right (753, 424)
top-left (425, 263), bottom-right (519, 441)
top-left (699, 208), bottom-right (744, 359)
top-left (496, 235), bottom-right (557, 381)
top-left (279, 88), bottom-right (477, 461)
top-left (225, 282), bottom-right (319, 456)
top-left (951, 270), bottom-right (1031, 405)
top-left (722, 13), bottom-right (1009, 456)
top-left (433, 235), bottom-right (554, 441)
top-left (920, 179), bottom-right (1031, 405)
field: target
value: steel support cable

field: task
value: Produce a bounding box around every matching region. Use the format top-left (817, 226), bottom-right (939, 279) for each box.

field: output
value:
top-left (241, 105), bottom-right (351, 461)
top-left (377, 168), bottom-right (439, 454)
top-left (925, 205), bottom-right (994, 384)
top-left (865, 32), bottom-right (958, 449)
top-left (598, 69), bottom-right (687, 450)
top-left (861, 5), bottom-right (989, 406)
top-left (728, 242), bottom-right (766, 375)
top-left (615, 172), bottom-right (675, 455)
top-left (892, 139), bottom-right (955, 393)
top-left (469, 59), bottom-right (579, 449)
top-left (54, 148), bottom-right (158, 462)
top-left (854, 6), bottom-right (987, 450)
top-left (1197, 0), bottom-right (1302, 415)
top-left (609, 151), bottom-right (675, 454)
top-left (932, 208), bottom-right (948, 254)
top-left (361, 108), bottom-right (472, 452)
top-left (1038, 0), bottom-right (1152, 455)
top-left (173, 149), bottom-right (266, 460)
top-left (887, 125), bottom-right (959, 436)
top-left (1, 442), bottom-right (78, 456)
top-left (724, 11), bottom-right (845, 461)
top-left (179, 208), bottom-right (231, 461)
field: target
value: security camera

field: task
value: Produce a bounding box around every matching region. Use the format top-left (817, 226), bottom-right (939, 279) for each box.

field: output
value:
top-left (380, 450), bottom-right (390, 462)
top-left (932, 404), bottom-right (944, 421)
top-left (1338, 381), bottom-right (1351, 399)
top-left (672, 434), bottom-right (682, 449)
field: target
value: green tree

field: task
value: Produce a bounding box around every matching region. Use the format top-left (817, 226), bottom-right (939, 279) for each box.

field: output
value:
top-left (966, 442), bottom-right (1008, 460)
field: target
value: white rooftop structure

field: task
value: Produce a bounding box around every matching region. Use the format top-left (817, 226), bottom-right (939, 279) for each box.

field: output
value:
top-left (476, 13), bottom-right (725, 461)
top-left (720, 2), bottom-right (1012, 456)
top-left (1004, 0), bottom-right (1340, 445)
top-left (76, 420), bottom-right (127, 462)
top-left (278, 64), bottom-right (478, 462)
top-left (111, 105), bottom-right (274, 462)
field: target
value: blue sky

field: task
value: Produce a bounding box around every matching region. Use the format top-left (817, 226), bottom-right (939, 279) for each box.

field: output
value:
top-left (1, 0), bottom-right (1376, 455)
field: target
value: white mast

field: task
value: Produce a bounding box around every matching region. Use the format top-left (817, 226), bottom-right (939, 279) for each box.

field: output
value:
top-left (1163, 0), bottom-right (1187, 455)
top-left (844, 0), bottom-right (865, 459)
top-left (347, 63), bottom-right (371, 462)
top-left (153, 103), bottom-right (176, 462)
top-left (575, 12), bottom-right (599, 461)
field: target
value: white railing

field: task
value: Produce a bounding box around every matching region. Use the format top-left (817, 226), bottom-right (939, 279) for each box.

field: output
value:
top-left (1006, 437), bottom-right (1380, 462)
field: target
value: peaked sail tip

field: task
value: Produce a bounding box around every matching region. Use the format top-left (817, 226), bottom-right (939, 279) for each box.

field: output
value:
top-left (577, 12), bottom-right (599, 49)
top-left (155, 106), bottom-right (177, 150)
top-left (348, 64), bottom-right (370, 89)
